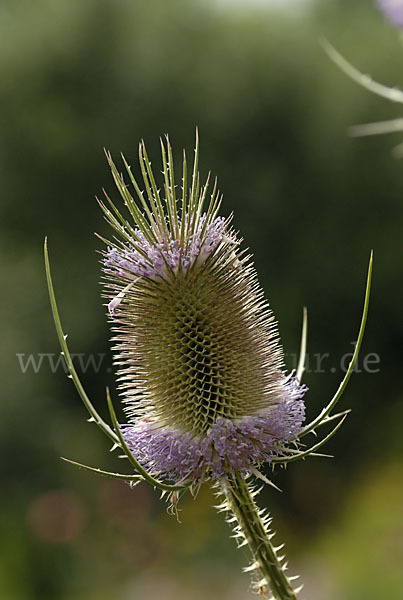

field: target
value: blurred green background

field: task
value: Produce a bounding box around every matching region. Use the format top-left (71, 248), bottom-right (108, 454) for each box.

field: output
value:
top-left (1, 0), bottom-right (402, 598)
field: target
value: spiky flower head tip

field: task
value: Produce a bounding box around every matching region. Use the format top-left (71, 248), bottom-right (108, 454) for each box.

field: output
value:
top-left (100, 133), bottom-right (307, 484)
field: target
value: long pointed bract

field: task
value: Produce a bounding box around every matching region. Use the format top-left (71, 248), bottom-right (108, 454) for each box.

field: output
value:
top-left (296, 307), bottom-right (308, 382)
top-left (300, 252), bottom-right (372, 438)
top-left (45, 239), bottom-right (189, 493)
top-left (44, 238), bottom-right (119, 444)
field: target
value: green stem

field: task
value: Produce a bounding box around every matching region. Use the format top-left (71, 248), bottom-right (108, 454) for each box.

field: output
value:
top-left (221, 473), bottom-right (298, 600)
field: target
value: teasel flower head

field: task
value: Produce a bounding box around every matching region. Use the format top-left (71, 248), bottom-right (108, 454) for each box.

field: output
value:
top-left (376, 0), bottom-right (403, 28)
top-left (99, 132), bottom-right (307, 485)
top-left (45, 131), bottom-right (371, 496)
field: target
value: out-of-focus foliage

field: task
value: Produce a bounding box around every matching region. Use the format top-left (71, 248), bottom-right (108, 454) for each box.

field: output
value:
top-left (1, 0), bottom-right (402, 598)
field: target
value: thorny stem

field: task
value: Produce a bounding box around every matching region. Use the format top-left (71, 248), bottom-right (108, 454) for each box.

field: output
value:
top-left (221, 473), bottom-right (298, 600)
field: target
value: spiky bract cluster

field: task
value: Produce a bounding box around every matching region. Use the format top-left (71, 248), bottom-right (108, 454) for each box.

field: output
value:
top-left (100, 134), bottom-right (306, 483)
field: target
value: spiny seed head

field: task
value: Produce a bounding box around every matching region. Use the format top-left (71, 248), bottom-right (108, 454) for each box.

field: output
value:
top-left (101, 133), bottom-right (306, 483)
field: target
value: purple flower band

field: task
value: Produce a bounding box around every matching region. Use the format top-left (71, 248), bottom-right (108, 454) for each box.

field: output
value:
top-left (104, 214), bottom-right (227, 282)
top-left (122, 375), bottom-right (307, 482)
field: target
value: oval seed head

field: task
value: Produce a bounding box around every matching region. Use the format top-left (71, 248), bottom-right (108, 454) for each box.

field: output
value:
top-left (101, 134), bottom-right (306, 483)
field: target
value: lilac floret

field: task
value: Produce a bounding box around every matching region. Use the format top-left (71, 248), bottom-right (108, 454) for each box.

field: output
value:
top-left (376, 0), bottom-right (403, 27)
top-left (104, 214), bottom-right (226, 281)
top-left (122, 376), bottom-right (307, 482)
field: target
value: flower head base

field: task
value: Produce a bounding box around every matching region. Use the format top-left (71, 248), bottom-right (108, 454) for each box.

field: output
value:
top-left (123, 376), bottom-right (305, 482)
top-left (100, 134), bottom-right (307, 484)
